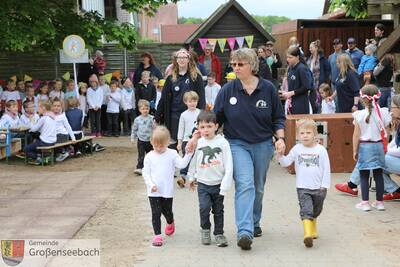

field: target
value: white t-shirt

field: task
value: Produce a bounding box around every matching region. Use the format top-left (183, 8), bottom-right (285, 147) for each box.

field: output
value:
top-left (20, 113), bottom-right (40, 128)
top-left (321, 99), bottom-right (336, 114)
top-left (30, 115), bottom-right (57, 144)
top-left (205, 83), bottom-right (221, 107)
top-left (353, 107), bottom-right (391, 141)
top-left (1, 90), bottom-right (20, 102)
top-left (177, 108), bottom-right (200, 142)
top-left (54, 113), bottom-right (75, 140)
top-left (49, 90), bottom-right (64, 100)
top-left (106, 91), bottom-right (122, 113)
top-left (278, 144), bottom-right (331, 190)
top-left (142, 149), bottom-right (192, 197)
top-left (0, 113), bottom-right (20, 128)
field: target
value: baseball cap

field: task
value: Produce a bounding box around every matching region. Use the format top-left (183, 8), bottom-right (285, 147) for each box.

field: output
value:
top-left (347, 37), bottom-right (356, 44)
top-left (266, 41), bottom-right (274, 46)
top-left (333, 38), bottom-right (341, 45)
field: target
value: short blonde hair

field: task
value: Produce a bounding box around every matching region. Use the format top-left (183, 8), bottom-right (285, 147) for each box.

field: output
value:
top-left (67, 97), bottom-right (79, 108)
top-left (183, 91), bottom-right (199, 103)
top-left (151, 126), bottom-right (170, 146)
top-left (39, 100), bottom-right (52, 111)
top-left (138, 99), bottom-right (150, 109)
top-left (296, 119), bottom-right (318, 136)
top-left (231, 48), bottom-right (259, 74)
top-left (141, 71), bottom-right (151, 78)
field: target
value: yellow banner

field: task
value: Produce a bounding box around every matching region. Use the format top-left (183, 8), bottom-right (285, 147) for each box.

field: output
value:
top-left (217, 38), bottom-right (227, 53)
top-left (245, 35), bottom-right (254, 48)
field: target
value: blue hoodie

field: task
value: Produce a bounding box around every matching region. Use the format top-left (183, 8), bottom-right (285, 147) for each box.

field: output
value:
top-left (358, 54), bottom-right (378, 75)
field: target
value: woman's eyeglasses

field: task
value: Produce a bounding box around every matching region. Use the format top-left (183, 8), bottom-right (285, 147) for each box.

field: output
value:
top-left (231, 62), bottom-right (249, 67)
top-left (176, 57), bottom-right (189, 60)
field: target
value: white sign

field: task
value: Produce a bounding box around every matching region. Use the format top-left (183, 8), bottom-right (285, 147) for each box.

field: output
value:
top-left (59, 49), bottom-right (89, 64)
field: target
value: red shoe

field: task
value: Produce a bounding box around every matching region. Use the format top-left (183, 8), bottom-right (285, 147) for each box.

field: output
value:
top-left (383, 192), bottom-right (400, 201)
top-left (335, 183), bottom-right (358, 196)
top-left (165, 222), bottom-right (175, 236)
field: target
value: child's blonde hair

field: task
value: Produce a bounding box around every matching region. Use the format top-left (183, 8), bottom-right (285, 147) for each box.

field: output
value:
top-left (67, 97), bottom-right (79, 108)
top-left (151, 126), bottom-right (170, 146)
top-left (318, 83), bottom-right (332, 96)
top-left (39, 100), bottom-right (52, 111)
top-left (296, 119), bottom-right (318, 136)
top-left (183, 91), bottom-right (199, 103)
top-left (5, 100), bottom-right (17, 109)
top-left (141, 71), bottom-right (151, 78)
top-left (138, 99), bottom-right (150, 109)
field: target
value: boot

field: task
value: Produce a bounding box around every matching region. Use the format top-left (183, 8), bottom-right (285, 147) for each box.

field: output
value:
top-left (311, 219), bottom-right (318, 239)
top-left (302, 219), bottom-right (313, 248)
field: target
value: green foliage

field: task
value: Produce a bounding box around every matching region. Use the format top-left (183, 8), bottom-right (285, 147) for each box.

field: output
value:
top-left (178, 17), bottom-right (205, 24)
top-left (252, 15), bottom-right (291, 32)
top-left (329, 0), bottom-right (368, 19)
top-left (0, 0), bottom-right (178, 52)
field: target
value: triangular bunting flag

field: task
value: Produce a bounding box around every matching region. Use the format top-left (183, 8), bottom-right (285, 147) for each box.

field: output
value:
top-left (227, 38), bottom-right (236, 50)
top-left (9, 75), bottom-right (17, 82)
top-left (199, 38), bottom-right (208, 51)
top-left (24, 74), bottom-right (32, 82)
top-left (236, 37), bottom-right (245, 48)
top-left (62, 72), bottom-right (70, 80)
top-left (208, 39), bottom-right (217, 52)
top-left (112, 70), bottom-right (121, 80)
top-left (245, 35), bottom-right (254, 48)
top-left (104, 73), bottom-right (113, 84)
top-left (217, 38), bottom-right (227, 53)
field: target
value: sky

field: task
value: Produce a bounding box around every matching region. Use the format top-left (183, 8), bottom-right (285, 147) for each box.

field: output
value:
top-left (177, 0), bottom-right (325, 20)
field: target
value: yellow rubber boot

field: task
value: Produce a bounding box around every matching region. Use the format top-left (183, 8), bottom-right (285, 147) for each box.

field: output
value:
top-left (302, 219), bottom-right (313, 248)
top-left (311, 219), bottom-right (318, 239)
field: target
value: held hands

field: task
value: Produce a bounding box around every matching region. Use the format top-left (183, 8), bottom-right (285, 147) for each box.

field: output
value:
top-left (351, 105), bottom-right (358, 112)
top-left (151, 186), bottom-right (158, 192)
top-left (275, 139), bottom-right (286, 155)
top-left (176, 141), bottom-right (182, 152)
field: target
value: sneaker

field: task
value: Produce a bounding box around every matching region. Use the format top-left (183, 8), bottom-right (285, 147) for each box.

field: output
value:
top-left (76, 150), bottom-right (82, 156)
top-left (36, 157), bottom-right (43, 165)
top-left (215, 235), bottom-right (228, 247)
top-left (237, 235), bottom-right (252, 250)
top-left (335, 183), bottom-right (358, 196)
top-left (152, 235), bottom-right (163, 247)
top-left (165, 222), bottom-right (175, 236)
top-left (383, 192), bottom-right (400, 201)
top-left (254, 227), bottom-right (262, 237)
top-left (15, 152), bottom-right (26, 159)
top-left (355, 201), bottom-right (371, 212)
top-left (371, 201), bottom-right (385, 211)
top-left (200, 229), bottom-right (211, 245)
top-left (55, 152), bottom-right (69, 162)
top-left (177, 176), bottom-right (186, 188)
top-left (134, 169), bottom-right (142, 175)
top-left (93, 144), bottom-right (105, 152)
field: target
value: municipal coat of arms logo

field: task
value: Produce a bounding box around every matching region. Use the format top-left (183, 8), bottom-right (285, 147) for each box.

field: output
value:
top-left (1, 240), bottom-right (24, 266)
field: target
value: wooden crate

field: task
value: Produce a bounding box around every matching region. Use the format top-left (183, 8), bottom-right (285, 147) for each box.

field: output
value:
top-left (285, 113), bottom-right (355, 173)
top-left (0, 139), bottom-right (22, 160)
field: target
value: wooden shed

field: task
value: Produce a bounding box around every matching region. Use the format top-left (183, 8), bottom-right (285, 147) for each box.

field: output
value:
top-left (272, 19), bottom-right (394, 63)
top-left (184, 0), bottom-right (274, 76)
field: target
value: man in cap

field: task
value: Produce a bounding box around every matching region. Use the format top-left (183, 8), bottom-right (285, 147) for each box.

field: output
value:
top-left (328, 38), bottom-right (345, 90)
top-left (345, 37), bottom-right (364, 69)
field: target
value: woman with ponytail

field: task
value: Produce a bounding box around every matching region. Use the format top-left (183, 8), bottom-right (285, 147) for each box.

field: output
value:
top-left (352, 84), bottom-right (391, 211)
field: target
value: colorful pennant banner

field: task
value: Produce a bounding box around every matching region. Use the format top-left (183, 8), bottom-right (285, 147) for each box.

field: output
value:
top-left (217, 38), bottom-right (227, 53)
top-left (198, 35), bottom-right (254, 54)
top-left (245, 35), bottom-right (254, 48)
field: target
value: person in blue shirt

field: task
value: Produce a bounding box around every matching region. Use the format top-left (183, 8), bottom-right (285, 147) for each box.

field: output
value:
top-left (358, 44), bottom-right (378, 86)
top-left (328, 38), bottom-right (345, 90)
top-left (346, 37), bottom-right (364, 70)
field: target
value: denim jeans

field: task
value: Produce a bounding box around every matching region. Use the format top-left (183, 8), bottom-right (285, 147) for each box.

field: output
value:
top-left (197, 182), bottom-right (224, 235)
top-left (349, 154), bottom-right (400, 193)
top-left (228, 138), bottom-right (274, 240)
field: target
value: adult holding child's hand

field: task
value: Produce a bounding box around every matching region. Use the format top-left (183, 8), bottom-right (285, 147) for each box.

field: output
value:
top-left (212, 48), bottom-right (286, 250)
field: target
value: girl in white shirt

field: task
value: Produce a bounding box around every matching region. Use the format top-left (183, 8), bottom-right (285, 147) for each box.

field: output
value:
top-left (142, 126), bottom-right (192, 247)
top-left (353, 85), bottom-right (391, 212)
top-left (319, 83), bottom-right (335, 114)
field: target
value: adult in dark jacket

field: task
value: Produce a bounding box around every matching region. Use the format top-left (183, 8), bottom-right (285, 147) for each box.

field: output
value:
top-left (155, 49), bottom-right (205, 146)
top-left (257, 46), bottom-right (273, 81)
top-left (374, 53), bottom-right (396, 108)
top-left (329, 53), bottom-right (360, 113)
top-left (133, 52), bottom-right (163, 88)
top-left (306, 40), bottom-right (330, 113)
top-left (282, 46), bottom-right (313, 114)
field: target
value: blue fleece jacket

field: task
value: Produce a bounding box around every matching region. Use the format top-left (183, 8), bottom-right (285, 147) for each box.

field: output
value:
top-left (358, 55), bottom-right (378, 75)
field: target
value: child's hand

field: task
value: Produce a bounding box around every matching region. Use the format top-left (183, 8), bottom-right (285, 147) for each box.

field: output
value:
top-left (176, 141), bottom-right (182, 152)
top-left (353, 152), bottom-right (358, 161)
top-left (189, 181), bottom-right (196, 191)
top-left (151, 186), bottom-right (157, 192)
top-left (130, 138), bottom-right (136, 143)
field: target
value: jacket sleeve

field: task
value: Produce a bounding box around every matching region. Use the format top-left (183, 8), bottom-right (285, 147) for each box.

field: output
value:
top-left (177, 113), bottom-right (185, 141)
top-left (194, 75), bottom-right (206, 110)
top-left (278, 146), bottom-right (296, 167)
top-left (348, 71), bottom-right (361, 97)
top-left (155, 77), bottom-right (172, 124)
top-left (152, 66), bottom-right (163, 80)
top-left (62, 115), bottom-right (76, 141)
top-left (271, 83), bottom-right (286, 132)
top-left (295, 65), bottom-right (310, 96)
top-left (215, 56), bottom-right (222, 84)
top-left (322, 58), bottom-right (331, 83)
top-left (213, 85), bottom-right (226, 127)
top-left (272, 53), bottom-right (282, 68)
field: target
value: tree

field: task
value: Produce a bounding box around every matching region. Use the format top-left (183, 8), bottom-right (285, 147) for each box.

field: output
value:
top-left (0, 0), bottom-right (178, 52)
top-left (252, 15), bottom-right (291, 32)
top-left (329, 0), bottom-right (368, 19)
top-left (178, 17), bottom-right (205, 24)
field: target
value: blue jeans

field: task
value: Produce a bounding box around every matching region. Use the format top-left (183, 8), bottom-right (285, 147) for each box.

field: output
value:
top-left (378, 87), bottom-right (392, 108)
top-left (349, 154), bottom-right (400, 193)
top-left (228, 138), bottom-right (274, 240)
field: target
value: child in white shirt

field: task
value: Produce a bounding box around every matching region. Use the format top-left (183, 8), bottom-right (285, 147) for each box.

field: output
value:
top-left (106, 81), bottom-right (122, 137)
top-left (49, 79), bottom-right (64, 100)
top-left (204, 72), bottom-right (221, 110)
top-left (142, 126), bottom-right (192, 247)
top-left (87, 74), bottom-right (104, 136)
top-left (352, 85), bottom-right (391, 212)
top-left (0, 100), bottom-right (20, 128)
top-left (187, 111), bottom-right (233, 247)
top-left (319, 83), bottom-right (335, 114)
top-left (78, 83), bottom-right (88, 131)
top-left (121, 77), bottom-right (136, 136)
top-left (277, 119), bottom-right (330, 248)
top-left (20, 101), bottom-right (39, 128)
top-left (36, 82), bottom-right (50, 104)
top-left (1, 80), bottom-right (21, 113)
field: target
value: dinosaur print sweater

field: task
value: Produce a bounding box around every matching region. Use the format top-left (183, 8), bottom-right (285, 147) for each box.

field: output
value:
top-left (188, 135), bottom-right (233, 195)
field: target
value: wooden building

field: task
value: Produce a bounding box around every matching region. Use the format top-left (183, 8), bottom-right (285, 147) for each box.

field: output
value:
top-left (272, 19), bottom-right (394, 63)
top-left (184, 0), bottom-right (274, 76)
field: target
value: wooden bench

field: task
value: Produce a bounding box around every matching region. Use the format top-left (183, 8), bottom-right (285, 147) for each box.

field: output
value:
top-left (37, 136), bottom-right (95, 166)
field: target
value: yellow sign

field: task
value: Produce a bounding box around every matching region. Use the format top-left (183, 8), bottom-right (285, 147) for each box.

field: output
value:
top-left (62, 35), bottom-right (85, 59)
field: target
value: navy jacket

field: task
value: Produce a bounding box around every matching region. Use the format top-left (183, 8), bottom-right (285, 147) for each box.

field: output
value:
top-left (287, 62), bottom-right (312, 114)
top-left (213, 78), bottom-right (285, 144)
top-left (335, 69), bottom-right (360, 113)
top-left (65, 108), bottom-right (83, 131)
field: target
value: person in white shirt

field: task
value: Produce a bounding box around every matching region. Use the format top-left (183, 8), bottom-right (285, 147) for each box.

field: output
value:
top-left (177, 91), bottom-right (201, 186)
top-left (23, 85), bottom-right (37, 113)
top-left (87, 74), bottom-right (104, 136)
top-left (204, 72), bottom-right (221, 110)
top-left (142, 126), bottom-right (192, 247)
top-left (78, 83), bottom-right (88, 131)
top-left (352, 85), bottom-right (391, 212)
top-left (120, 77), bottom-right (136, 136)
top-left (277, 119), bottom-right (330, 248)
top-left (25, 100), bottom-right (56, 164)
top-left (20, 101), bottom-right (39, 128)
top-left (99, 74), bottom-right (111, 135)
top-left (319, 83), bottom-right (336, 114)
top-left (187, 111), bottom-right (233, 247)
top-left (36, 82), bottom-right (50, 104)
top-left (0, 100), bottom-right (20, 128)
top-left (49, 79), bottom-right (64, 100)
top-left (155, 79), bottom-right (165, 111)
top-left (105, 81), bottom-right (122, 137)
top-left (1, 80), bottom-right (21, 113)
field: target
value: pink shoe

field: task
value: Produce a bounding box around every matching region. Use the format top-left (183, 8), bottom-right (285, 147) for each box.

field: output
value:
top-left (165, 222), bottom-right (175, 236)
top-left (152, 235), bottom-right (163, 246)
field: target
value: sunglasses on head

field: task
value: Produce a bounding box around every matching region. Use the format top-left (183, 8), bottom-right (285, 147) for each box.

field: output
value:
top-left (231, 62), bottom-right (249, 67)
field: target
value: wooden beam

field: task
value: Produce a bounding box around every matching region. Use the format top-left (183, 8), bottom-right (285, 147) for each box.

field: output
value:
top-left (377, 25), bottom-right (400, 58)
